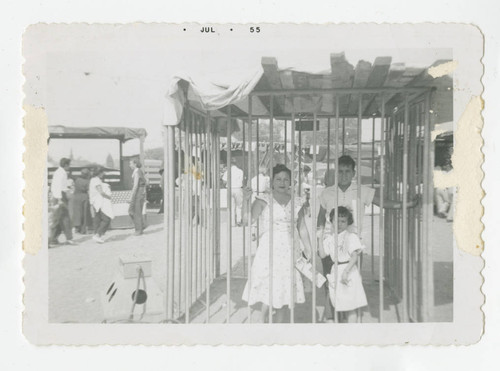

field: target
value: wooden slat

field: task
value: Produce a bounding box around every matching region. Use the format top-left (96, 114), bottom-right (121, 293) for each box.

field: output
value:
top-left (361, 56), bottom-right (392, 116)
top-left (364, 62), bottom-right (415, 115)
top-left (260, 57), bottom-right (286, 116)
top-left (327, 52), bottom-right (354, 114)
top-left (346, 60), bottom-right (372, 115)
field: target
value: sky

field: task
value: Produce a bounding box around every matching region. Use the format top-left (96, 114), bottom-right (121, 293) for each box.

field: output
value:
top-left (23, 24), bottom-right (452, 160)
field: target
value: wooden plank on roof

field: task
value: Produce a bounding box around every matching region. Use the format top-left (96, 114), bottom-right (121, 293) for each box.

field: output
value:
top-left (365, 62), bottom-right (414, 115)
top-left (258, 57), bottom-right (286, 116)
top-left (324, 52), bottom-right (354, 114)
top-left (361, 56), bottom-right (392, 115)
top-left (347, 60), bottom-right (372, 115)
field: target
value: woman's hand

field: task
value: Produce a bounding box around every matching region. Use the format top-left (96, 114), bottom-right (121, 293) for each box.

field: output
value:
top-left (341, 270), bottom-right (350, 286)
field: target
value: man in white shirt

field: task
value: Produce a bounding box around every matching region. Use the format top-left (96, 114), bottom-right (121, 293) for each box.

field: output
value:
top-left (317, 156), bottom-right (375, 233)
top-left (222, 158), bottom-right (244, 225)
top-left (250, 165), bottom-right (270, 195)
top-left (49, 158), bottom-right (76, 246)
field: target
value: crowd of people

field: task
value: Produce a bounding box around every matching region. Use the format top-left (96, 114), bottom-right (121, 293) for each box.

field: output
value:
top-left (48, 157), bottom-right (147, 247)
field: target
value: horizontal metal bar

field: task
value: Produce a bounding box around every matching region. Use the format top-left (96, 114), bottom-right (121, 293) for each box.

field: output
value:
top-left (250, 87), bottom-right (432, 97)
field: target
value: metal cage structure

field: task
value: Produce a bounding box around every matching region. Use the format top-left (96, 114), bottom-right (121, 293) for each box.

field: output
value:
top-left (162, 54), bottom-right (453, 324)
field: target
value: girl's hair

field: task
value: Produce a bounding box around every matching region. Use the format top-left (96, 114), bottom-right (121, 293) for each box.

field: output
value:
top-left (132, 158), bottom-right (143, 168)
top-left (93, 166), bottom-right (106, 176)
top-left (329, 206), bottom-right (354, 225)
top-left (272, 164), bottom-right (291, 180)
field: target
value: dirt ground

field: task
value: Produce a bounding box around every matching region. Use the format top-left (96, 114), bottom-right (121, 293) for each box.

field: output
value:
top-left (48, 209), bottom-right (453, 324)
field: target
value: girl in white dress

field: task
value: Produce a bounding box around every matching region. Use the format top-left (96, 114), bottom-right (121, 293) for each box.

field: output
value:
top-left (318, 206), bottom-right (367, 323)
top-left (241, 164), bottom-right (313, 323)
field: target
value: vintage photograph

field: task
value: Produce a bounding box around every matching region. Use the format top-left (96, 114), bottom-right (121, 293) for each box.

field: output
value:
top-left (22, 23), bottom-right (483, 344)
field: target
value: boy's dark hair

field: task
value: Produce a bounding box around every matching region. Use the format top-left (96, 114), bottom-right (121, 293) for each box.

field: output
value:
top-left (329, 206), bottom-right (354, 225)
top-left (272, 164), bottom-right (291, 180)
top-left (338, 155), bottom-right (356, 171)
top-left (60, 157), bottom-right (71, 167)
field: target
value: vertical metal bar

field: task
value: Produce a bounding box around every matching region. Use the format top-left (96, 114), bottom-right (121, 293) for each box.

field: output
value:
top-left (205, 113), bottom-right (211, 323)
top-left (194, 116), bottom-right (200, 300)
top-left (214, 123), bottom-right (221, 278)
top-left (298, 118), bottom-right (302, 196)
top-left (402, 94), bottom-right (410, 322)
top-left (422, 92), bottom-right (434, 322)
top-left (185, 109), bottom-right (192, 323)
top-left (327, 117), bottom-right (331, 171)
top-left (356, 95), bottom-right (363, 322)
top-left (226, 107), bottom-right (233, 323)
top-left (165, 125), bottom-right (175, 321)
top-left (284, 119), bottom-right (288, 166)
top-left (247, 97), bottom-right (253, 322)
top-left (268, 97), bottom-right (275, 323)
top-left (371, 116), bottom-right (375, 279)
top-left (333, 95), bottom-right (340, 323)
top-left (342, 117), bottom-right (346, 154)
top-left (242, 118), bottom-right (247, 278)
top-left (289, 98), bottom-right (296, 323)
top-left (176, 125), bottom-right (183, 319)
top-left (312, 111), bottom-right (318, 323)
top-left (379, 96), bottom-right (386, 323)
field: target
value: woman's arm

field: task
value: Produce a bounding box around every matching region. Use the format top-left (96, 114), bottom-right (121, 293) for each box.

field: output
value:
top-left (96, 185), bottom-right (111, 200)
top-left (340, 250), bottom-right (360, 285)
top-left (241, 187), bottom-right (266, 225)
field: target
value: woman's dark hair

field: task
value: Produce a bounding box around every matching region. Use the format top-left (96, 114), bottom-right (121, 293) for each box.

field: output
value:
top-left (329, 206), bottom-right (354, 225)
top-left (93, 166), bottom-right (106, 176)
top-left (272, 164), bottom-right (291, 180)
top-left (132, 158), bottom-right (142, 168)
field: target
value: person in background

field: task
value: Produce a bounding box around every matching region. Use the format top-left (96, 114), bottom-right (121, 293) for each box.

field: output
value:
top-left (158, 165), bottom-right (164, 214)
top-left (129, 158), bottom-right (147, 235)
top-left (89, 166), bottom-right (113, 243)
top-left (250, 165), bottom-right (271, 195)
top-left (72, 168), bottom-right (91, 234)
top-left (48, 158), bottom-right (76, 246)
top-left (222, 157), bottom-right (244, 226)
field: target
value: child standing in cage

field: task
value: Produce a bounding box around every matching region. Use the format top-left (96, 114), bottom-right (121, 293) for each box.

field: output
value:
top-left (318, 206), bottom-right (367, 323)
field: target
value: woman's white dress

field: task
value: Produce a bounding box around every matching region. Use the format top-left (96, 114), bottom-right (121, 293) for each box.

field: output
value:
top-left (323, 231), bottom-right (367, 311)
top-left (242, 193), bottom-right (306, 309)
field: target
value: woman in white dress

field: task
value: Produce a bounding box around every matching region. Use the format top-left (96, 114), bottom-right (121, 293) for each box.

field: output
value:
top-left (241, 164), bottom-right (312, 323)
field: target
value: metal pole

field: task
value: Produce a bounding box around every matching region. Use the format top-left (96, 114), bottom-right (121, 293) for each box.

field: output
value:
top-left (184, 109), bottom-right (192, 323)
top-left (312, 111), bottom-right (318, 323)
top-left (402, 94), bottom-right (410, 322)
top-left (333, 95), bottom-right (340, 323)
top-left (247, 97), bottom-right (253, 322)
top-left (342, 117), bottom-right (346, 155)
top-left (284, 119), bottom-right (288, 166)
top-left (290, 101), bottom-right (296, 324)
top-left (298, 118), bottom-right (302, 196)
top-left (422, 92), bottom-right (433, 321)
top-left (371, 116), bottom-right (375, 279)
top-left (327, 118), bottom-right (331, 171)
top-left (379, 96), bottom-right (386, 323)
top-left (356, 95), bottom-right (363, 323)
top-left (205, 113), bottom-right (212, 323)
top-left (226, 107), bottom-right (233, 324)
top-left (214, 123), bottom-right (221, 278)
top-left (194, 116), bottom-right (200, 300)
top-left (268, 97), bottom-right (274, 323)
top-left (176, 125), bottom-right (183, 319)
top-left (242, 118), bottom-right (247, 277)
